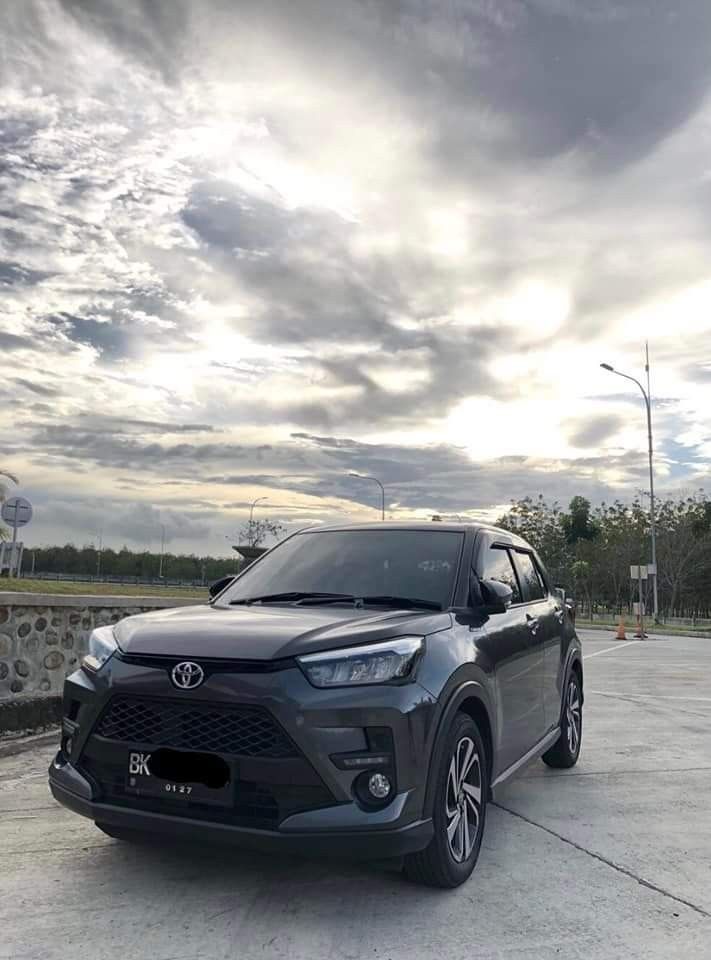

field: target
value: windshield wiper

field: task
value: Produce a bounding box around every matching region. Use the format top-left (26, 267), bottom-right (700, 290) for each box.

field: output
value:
top-left (298, 594), bottom-right (442, 611)
top-left (229, 592), bottom-right (354, 606)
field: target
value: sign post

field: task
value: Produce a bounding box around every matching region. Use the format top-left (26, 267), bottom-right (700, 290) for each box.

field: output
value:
top-left (630, 564), bottom-right (648, 639)
top-left (1, 496), bottom-right (32, 578)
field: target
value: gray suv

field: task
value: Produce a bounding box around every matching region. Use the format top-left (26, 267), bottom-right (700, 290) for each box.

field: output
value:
top-left (49, 522), bottom-right (583, 888)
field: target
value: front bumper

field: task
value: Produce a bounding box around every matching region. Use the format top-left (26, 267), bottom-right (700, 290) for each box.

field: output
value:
top-left (49, 759), bottom-right (433, 858)
top-left (50, 655), bottom-right (439, 858)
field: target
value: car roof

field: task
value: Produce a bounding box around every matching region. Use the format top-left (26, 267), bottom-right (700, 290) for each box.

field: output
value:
top-left (295, 520), bottom-right (532, 548)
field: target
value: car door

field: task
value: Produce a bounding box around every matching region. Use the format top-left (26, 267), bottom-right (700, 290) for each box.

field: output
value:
top-left (475, 539), bottom-right (545, 774)
top-left (511, 549), bottom-right (561, 733)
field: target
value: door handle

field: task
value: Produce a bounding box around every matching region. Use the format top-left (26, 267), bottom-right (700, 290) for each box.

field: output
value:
top-left (526, 614), bottom-right (540, 635)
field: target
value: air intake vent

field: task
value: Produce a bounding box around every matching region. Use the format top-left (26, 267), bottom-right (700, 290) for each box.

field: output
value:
top-left (95, 697), bottom-right (298, 758)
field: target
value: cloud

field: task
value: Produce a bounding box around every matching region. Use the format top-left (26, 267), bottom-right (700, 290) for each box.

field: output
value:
top-left (1, 0), bottom-right (710, 554)
top-left (0, 331), bottom-right (35, 351)
top-left (10, 378), bottom-right (61, 398)
top-left (567, 414), bottom-right (623, 448)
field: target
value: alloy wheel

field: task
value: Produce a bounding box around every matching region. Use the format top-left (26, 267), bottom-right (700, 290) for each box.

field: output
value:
top-left (445, 736), bottom-right (482, 863)
top-left (566, 679), bottom-right (581, 755)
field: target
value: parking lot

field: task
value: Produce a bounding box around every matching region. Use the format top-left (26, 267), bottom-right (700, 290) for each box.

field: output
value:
top-left (2, 630), bottom-right (709, 960)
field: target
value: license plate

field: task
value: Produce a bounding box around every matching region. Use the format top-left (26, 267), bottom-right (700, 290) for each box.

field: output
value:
top-left (125, 750), bottom-right (233, 807)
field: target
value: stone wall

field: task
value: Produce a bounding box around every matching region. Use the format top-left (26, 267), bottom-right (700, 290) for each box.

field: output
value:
top-left (0, 592), bottom-right (200, 736)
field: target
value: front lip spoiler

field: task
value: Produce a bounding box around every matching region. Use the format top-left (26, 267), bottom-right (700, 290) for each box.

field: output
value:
top-left (49, 779), bottom-right (433, 860)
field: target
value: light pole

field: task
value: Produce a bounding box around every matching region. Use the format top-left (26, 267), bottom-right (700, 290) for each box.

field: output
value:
top-left (249, 496), bottom-right (268, 525)
top-left (348, 471), bottom-right (385, 520)
top-left (158, 524), bottom-right (166, 579)
top-left (601, 344), bottom-right (659, 620)
top-left (95, 530), bottom-right (103, 577)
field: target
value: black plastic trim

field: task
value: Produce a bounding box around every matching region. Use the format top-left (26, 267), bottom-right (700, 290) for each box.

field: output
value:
top-left (49, 779), bottom-right (433, 859)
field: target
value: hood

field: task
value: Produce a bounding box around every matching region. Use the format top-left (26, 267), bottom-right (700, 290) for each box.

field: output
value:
top-left (113, 602), bottom-right (450, 660)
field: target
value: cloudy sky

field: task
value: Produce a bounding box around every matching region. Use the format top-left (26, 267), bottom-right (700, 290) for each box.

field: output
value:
top-left (2, 0), bottom-right (710, 555)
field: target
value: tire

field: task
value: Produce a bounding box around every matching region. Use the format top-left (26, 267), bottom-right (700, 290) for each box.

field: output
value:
top-left (403, 713), bottom-right (488, 888)
top-left (95, 822), bottom-right (154, 844)
top-left (542, 670), bottom-right (583, 769)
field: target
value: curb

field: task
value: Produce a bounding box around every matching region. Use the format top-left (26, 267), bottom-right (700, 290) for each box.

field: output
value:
top-left (0, 727), bottom-right (60, 759)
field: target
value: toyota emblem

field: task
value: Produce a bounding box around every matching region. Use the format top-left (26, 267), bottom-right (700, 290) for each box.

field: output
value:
top-left (171, 661), bottom-right (205, 690)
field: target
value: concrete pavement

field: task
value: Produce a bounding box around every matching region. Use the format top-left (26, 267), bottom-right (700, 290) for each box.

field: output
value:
top-left (2, 632), bottom-right (709, 959)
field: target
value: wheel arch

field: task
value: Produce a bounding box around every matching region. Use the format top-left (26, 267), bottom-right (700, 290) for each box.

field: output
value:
top-left (423, 682), bottom-right (495, 816)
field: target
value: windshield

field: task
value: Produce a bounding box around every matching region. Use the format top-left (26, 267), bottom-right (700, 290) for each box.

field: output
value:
top-left (216, 529), bottom-right (464, 609)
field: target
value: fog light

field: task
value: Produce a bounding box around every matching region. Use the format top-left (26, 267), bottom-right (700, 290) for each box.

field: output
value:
top-left (367, 772), bottom-right (391, 800)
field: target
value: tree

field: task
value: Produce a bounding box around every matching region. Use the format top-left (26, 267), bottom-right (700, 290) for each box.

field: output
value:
top-left (497, 495), bottom-right (570, 585)
top-left (570, 559), bottom-right (593, 617)
top-left (586, 500), bottom-right (647, 611)
top-left (655, 493), bottom-right (711, 615)
top-left (238, 517), bottom-right (286, 549)
top-left (561, 496), bottom-right (599, 545)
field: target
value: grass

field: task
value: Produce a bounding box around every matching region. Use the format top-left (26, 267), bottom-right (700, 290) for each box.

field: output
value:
top-left (0, 578), bottom-right (207, 599)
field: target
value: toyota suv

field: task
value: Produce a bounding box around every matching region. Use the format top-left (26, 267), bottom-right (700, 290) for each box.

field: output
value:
top-left (49, 522), bottom-right (583, 888)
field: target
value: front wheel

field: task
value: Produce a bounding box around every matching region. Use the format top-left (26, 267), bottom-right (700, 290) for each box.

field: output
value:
top-left (403, 713), bottom-right (487, 888)
top-left (542, 672), bottom-right (583, 769)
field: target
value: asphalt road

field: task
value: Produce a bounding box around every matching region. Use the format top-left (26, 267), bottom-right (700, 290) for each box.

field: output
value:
top-left (2, 630), bottom-right (710, 960)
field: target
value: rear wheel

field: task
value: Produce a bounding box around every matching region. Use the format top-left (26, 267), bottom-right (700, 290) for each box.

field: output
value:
top-left (403, 712), bottom-right (487, 888)
top-left (542, 671), bottom-right (582, 769)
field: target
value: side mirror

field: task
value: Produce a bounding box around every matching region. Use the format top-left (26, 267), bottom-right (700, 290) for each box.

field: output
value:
top-left (478, 578), bottom-right (513, 615)
top-left (209, 575), bottom-right (236, 599)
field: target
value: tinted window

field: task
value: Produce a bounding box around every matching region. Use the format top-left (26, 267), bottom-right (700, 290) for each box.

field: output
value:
top-left (515, 552), bottom-right (546, 602)
top-left (480, 547), bottom-right (521, 604)
top-left (218, 529), bottom-right (464, 608)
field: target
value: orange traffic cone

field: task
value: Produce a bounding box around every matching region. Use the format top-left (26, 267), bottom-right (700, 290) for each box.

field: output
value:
top-left (616, 617), bottom-right (627, 640)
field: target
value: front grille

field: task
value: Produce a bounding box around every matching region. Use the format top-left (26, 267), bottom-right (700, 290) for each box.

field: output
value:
top-left (95, 697), bottom-right (298, 759)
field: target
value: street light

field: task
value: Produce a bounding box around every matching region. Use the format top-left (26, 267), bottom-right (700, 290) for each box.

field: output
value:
top-left (249, 496), bottom-right (268, 524)
top-left (600, 344), bottom-right (659, 620)
top-left (94, 530), bottom-right (103, 577)
top-left (348, 471), bottom-right (385, 520)
top-left (158, 524), bottom-right (166, 579)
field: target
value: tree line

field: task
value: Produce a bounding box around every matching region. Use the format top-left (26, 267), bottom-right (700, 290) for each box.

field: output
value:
top-left (19, 544), bottom-right (241, 583)
top-left (10, 497), bottom-right (711, 615)
top-left (497, 492), bottom-right (711, 619)
top-left (13, 519), bottom-right (287, 583)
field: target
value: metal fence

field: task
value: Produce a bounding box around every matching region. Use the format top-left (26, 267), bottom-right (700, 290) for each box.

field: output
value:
top-left (581, 609), bottom-right (711, 629)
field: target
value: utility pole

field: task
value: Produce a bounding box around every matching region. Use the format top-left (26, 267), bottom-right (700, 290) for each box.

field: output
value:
top-left (96, 530), bottom-right (103, 577)
top-left (644, 342), bottom-right (659, 622)
top-left (600, 347), bottom-right (659, 620)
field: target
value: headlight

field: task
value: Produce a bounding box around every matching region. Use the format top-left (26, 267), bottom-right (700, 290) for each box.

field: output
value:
top-left (82, 626), bottom-right (117, 673)
top-left (297, 637), bottom-right (423, 688)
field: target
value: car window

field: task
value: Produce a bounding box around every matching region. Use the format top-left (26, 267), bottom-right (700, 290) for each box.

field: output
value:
top-left (479, 546), bottom-right (522, 604)
top-left (217, 529), bottom-right (464, 608)
top-left (514, 551), bottom-right (546, 602)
